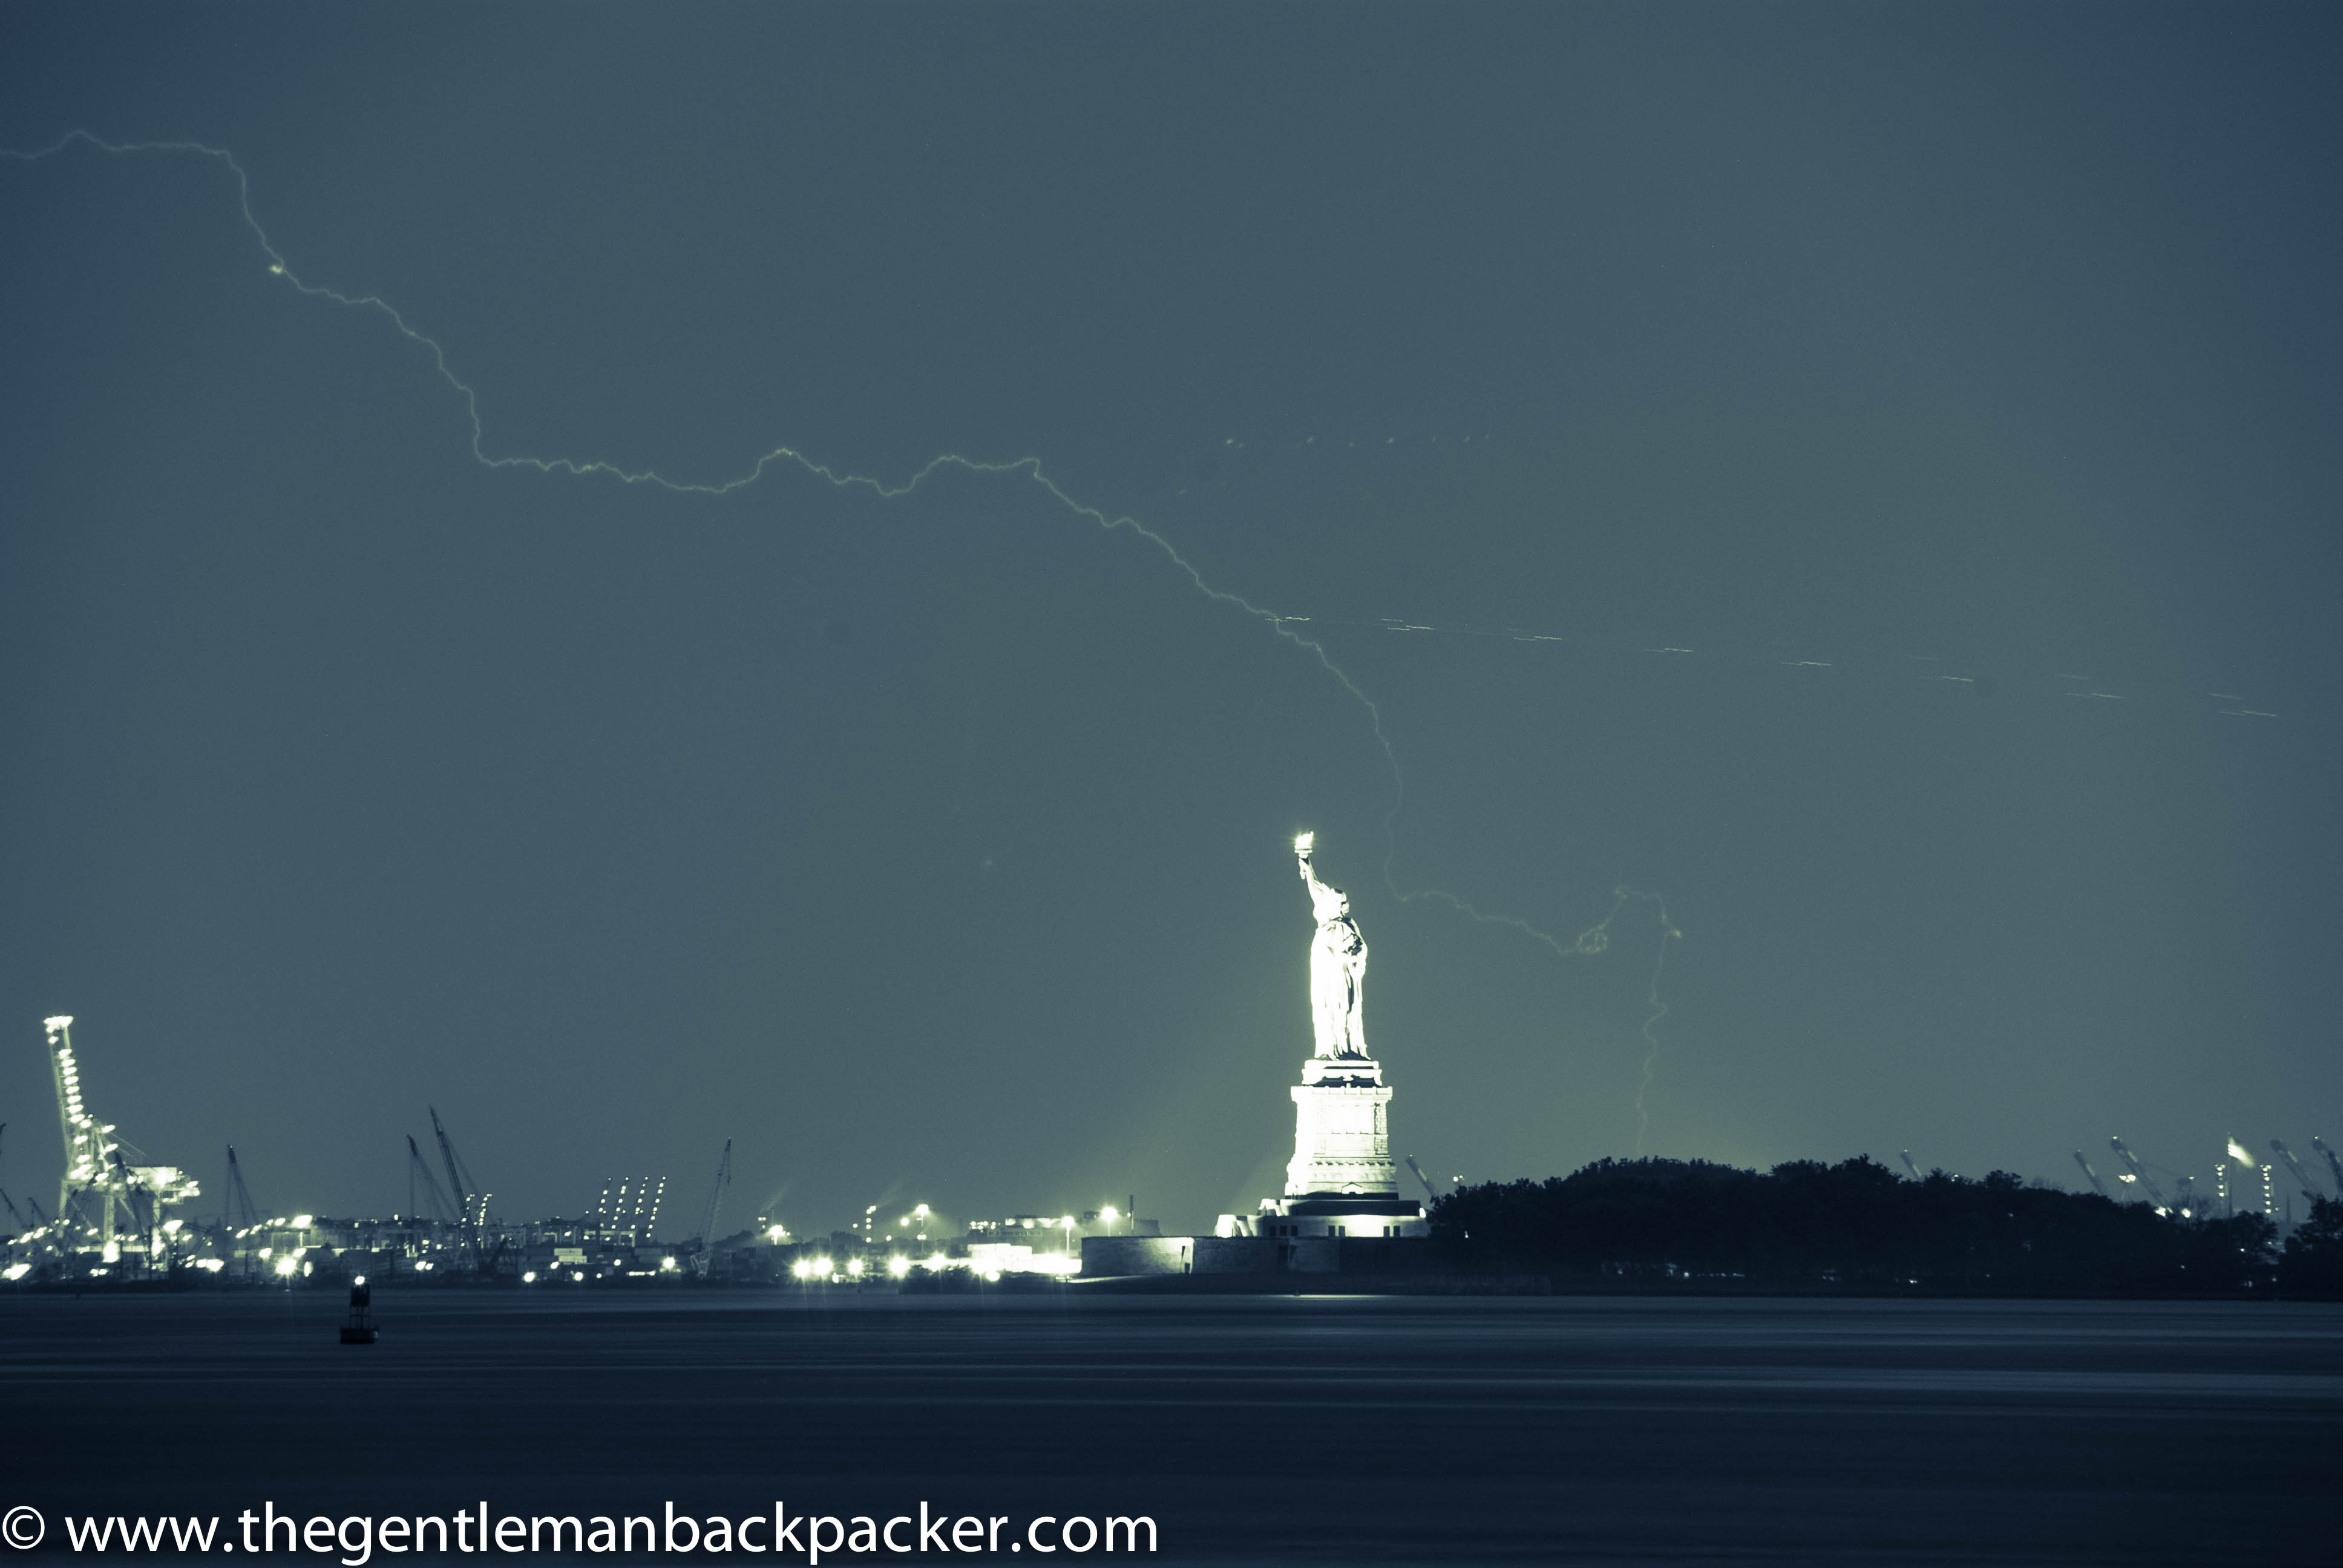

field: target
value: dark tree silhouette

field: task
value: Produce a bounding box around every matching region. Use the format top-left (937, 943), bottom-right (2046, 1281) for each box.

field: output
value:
top-left (1432, 1157), bottom-right (2282, 1296)
top-left (2280, 1195), bottom-right (2343, 1298)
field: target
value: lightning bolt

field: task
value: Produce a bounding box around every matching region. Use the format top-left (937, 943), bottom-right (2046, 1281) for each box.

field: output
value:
top-left (6, 129), bottom-right (1680, 1144)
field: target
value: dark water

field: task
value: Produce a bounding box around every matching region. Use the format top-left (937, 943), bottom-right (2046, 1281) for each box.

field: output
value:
top-left (2, 1290), bottom-right (2338, 1564)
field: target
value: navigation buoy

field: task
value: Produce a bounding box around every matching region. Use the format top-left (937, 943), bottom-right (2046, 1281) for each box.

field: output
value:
top-left (339, 1275), bottom-right (379, 1344)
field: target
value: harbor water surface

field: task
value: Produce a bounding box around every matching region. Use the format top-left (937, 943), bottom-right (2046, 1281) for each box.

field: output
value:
top-left (3, 1292), bottom-right (2337, 1564)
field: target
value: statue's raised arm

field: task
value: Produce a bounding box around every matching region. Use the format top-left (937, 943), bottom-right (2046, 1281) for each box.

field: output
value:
top-left (1294, 831), bottom-right (1334, 903)
top-left (1293, 832), bottom-right (1369, 1059)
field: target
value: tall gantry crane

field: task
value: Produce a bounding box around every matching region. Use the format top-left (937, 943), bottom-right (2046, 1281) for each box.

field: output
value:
top-left (2072, 1151), bottom-right (2113, 1199)
top-left (2313, 1137), bottom-right (2343, 1194)
top-left (2269, 1140), bottom-right (2327, 1202)
top-left (692, 1140), bottom-right (732, 1276)
top-left (222, 1145), bottom-right (266, 1278)
top-left (428, 1106), bottom-right (491, 1270)
top-left (46, 1016), bottom-right (198, 1264)
top-left (2107, 1137), bottom-right (2172, 1215)
top-left (593, 1177), bottom-right (667, 1244)
top-left (1404, 1156), bottom-right (1441, 1204)
top-left (223, 1146), bottom-right (264, 1231)
top-left (405, 1134), bottom-right (459, 1226)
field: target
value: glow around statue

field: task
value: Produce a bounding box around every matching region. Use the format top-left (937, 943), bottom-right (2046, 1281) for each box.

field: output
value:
top-left (1294, 832), bottom-right (1369, 1060)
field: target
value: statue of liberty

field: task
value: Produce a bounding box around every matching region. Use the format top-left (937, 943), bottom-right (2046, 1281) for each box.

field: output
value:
top-left (1294, 833), bottom-right (1369, 1059)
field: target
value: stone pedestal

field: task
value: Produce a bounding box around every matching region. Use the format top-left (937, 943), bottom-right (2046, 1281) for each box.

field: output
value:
top-left (1284, 1055), bottom-right (1398, 1197)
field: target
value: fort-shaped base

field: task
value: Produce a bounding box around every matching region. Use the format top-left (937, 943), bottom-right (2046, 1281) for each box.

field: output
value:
top-left (1285, 1056), bottom-right (1398, 1197)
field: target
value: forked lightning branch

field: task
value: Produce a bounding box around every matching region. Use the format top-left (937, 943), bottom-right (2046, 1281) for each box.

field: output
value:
top-left (0, 128), bottom-right (1679, 1158)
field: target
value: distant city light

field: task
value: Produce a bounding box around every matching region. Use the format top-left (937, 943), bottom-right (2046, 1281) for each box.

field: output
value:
top-left (523, 1270), bottom-right (537, 1283)
top-left (847, 1258), bottom-right (866, 1276)
top-left (273, 1256), bottom-right (298, 1277)
top-left (886, 1255), bottom-right (911, 1278)
top-left (292, 1214), bottom-right (315, 1229)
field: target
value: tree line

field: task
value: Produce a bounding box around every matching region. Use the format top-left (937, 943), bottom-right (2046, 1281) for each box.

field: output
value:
top-left (1429, 1156), bottom-right (2343, 1297)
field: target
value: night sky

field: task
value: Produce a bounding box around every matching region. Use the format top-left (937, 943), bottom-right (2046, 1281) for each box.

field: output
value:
top-left (3, 4), bottom-right (2337, 1236)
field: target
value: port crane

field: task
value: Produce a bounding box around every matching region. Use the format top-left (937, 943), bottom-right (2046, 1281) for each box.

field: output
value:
top-left (1404, 1156), bottom-right (1441, 1204)
top-left (2071, 1151), bottom-right (2113, 1199)
top-left (223, 1145), bottom-right (264, 1233)
top-left (2269, 1140), bottom-right (2328, 1201)
top-left (222, 1145), bottom-right (266, 1276)
top-left (2107, 1137), bottom-right (2172, 1214)
top-left (45, 1016), bottom-right (198, 1263)
top-left (428, 1106), bottom-right (494, 1273)
top-left (2313, 1137), bottom-right (2343, 1194)
top-left (405, 1134), bottom-right (460, 1224)
top-left (692, 1140), bottom-right (732, 1276)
